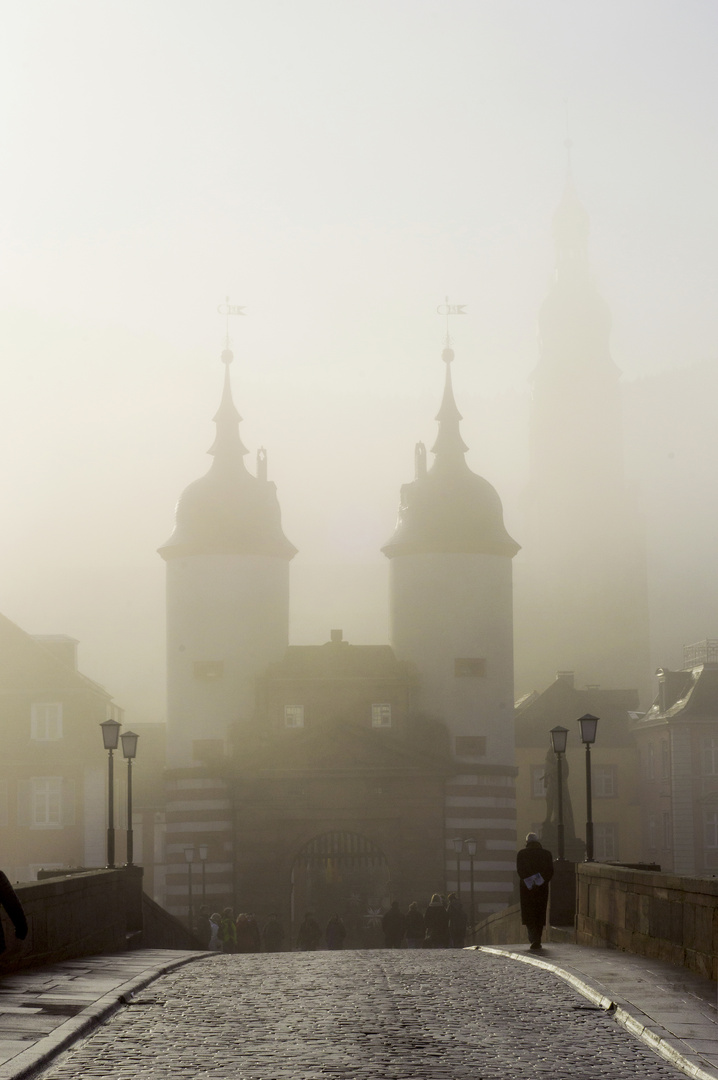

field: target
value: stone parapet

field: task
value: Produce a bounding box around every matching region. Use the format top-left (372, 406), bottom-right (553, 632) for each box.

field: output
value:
top-left (576, 862), bottom-right (718, 980)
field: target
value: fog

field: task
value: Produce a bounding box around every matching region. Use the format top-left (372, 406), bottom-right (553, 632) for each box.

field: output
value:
top-left (1, 1), bottom-right (717, 720)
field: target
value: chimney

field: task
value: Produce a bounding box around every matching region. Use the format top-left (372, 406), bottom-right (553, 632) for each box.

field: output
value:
top-left (330, 629), bottom-right (343, 644)
top-left (555, 671), bottom-right (575, 689)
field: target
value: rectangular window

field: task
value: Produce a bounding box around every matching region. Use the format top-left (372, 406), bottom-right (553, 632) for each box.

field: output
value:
top-left (284, 705), bottom-right (304, 729)
top-left (662, 811), bottom-right (672, 849)
top-left (455, 736), bottom-right (486, 757)
top-left (701, 736), bottom-right (718, 776)
top-left (530, 765), bottom-right (546, 799)
top-left (18, 778), bottom-right (75, 828)
top-left (594, 823), bottom-right (618, 861)
top-left (661, 740), bottom-right (670, 778)
top-left (647, 814), bottom-right (657, 851)
top-left (703, 810), bottom-right (718, 850)
top-left (371, 704), bottom-right (391, 728)
top-left (646, 743), bottom-right (655, 780)
top-left (454, 658), bottom-right (486, 678)
top-left (593, 765), bottom-right (617, 798)
top-left (31, 703), bottom-right (63, 741)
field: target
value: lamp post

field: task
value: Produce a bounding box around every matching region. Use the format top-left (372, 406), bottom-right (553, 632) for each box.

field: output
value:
top-left (198, 843), bottom-right (208, 907)
top-left (99, 718), bottom-right (122, 868)
top-left (465, 838), bottom-right (477, 937)
top-left (577, 714), bottom-right (599, 862)
top-left (452, 837), bottom-right (463, 898)
top-left (120, 730), bottom-right (139, 866)
top-left (184, 845), bottom-right (195, 931)
top-left (550, 726), bottom-right (569, 860)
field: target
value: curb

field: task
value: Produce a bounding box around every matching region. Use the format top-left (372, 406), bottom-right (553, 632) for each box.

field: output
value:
top-left (476, 945), bottom-right (718, 1080)
top-left (0, 952), bottom-right (213, 1080)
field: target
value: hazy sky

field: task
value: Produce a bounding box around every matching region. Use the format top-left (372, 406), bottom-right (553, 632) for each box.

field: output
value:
top-left (1, 1), bottom-right (717, 721)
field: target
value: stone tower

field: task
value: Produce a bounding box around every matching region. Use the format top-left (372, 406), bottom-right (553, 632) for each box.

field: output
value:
top-left (382, 339), bottom-right (520, 916)
top-left (514, 170), bottom-right (651, 704)
top-left (158, 342), bottom-right (296, 917)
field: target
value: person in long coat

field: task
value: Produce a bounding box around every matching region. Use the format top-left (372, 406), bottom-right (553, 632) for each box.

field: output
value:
top-left (516, 832), bottom-right (554, 951)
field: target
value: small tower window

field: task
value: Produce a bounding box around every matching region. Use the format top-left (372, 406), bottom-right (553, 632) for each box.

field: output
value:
top-left (284, 705), bottom-right (304, 729)
top-left (454, 659), bottom-right (486, 677)
top-left (371, 704), bottom-right (392, 728)
top-left (194, 661), bottom-right (224, 680)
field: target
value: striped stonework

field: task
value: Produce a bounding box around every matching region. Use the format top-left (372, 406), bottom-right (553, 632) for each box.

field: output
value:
top-left (444, 766), bottom-right (517, 916)
top-left (164, 767), bottom-right (234, 921)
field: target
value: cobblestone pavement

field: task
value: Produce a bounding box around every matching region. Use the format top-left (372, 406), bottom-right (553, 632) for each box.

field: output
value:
top-left (37, 951), bottom-right (688, 1080)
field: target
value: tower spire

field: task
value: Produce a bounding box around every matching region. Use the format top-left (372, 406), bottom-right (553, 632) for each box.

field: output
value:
top-left (209, 333), bottom-right (249, 465)
top-left (431, 298), bottom-right (469, 465)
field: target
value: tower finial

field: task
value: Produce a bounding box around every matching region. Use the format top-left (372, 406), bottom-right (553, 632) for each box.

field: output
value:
top-left (217, 296), bottom-right (247, 361)
top-left (436, 297), bottom-right (467, 356)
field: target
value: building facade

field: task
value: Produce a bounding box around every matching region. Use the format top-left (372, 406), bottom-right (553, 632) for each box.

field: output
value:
top-left (161, 335), bottom-right (520, 931)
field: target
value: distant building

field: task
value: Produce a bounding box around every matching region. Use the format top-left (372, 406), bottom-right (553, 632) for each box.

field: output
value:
top-left (0, 616), bottom-right (122, 883)
top-left (515, 671), bottom-right (642, 864)
top-left (159, 335), bottom-right (520, 930)
top-left (514, 169), bottom-right (651, 706)
top-left (634, 640), bottom-right (718, 875)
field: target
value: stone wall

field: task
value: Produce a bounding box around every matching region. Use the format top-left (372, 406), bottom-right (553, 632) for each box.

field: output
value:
top-left (576, 862), bottom-right (718, 980)
top-left (471, 902), bottom-right (524, 945)
top-left (0, 869), bottom-right (200, 972)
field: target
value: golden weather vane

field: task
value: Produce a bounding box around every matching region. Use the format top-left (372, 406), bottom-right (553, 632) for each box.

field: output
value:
top-left (217, 295), bottom-right (247, 348)
top-left (436, 296), bottom-right (467, 344)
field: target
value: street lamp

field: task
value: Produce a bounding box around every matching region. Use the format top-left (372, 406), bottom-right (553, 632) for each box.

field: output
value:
top-left (465, 838), bottom-right (477, 937)
top-left (452, 837), bottom-right (463, 898)
top-left (99, 717), bottom-right (122, 868)
top-left (577, 714), bottom-right (599, 862)
top-left (184, 845), bottom-right (195, 931)
top-left (550, 725), bottom-right (569, 860)
top-left (120, 730), bottom-right (139, 866)
top-left (198, 843), bottom-right (209, 907)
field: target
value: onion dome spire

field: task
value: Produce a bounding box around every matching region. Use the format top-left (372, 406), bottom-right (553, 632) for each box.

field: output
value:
top-left (159, 334), bottom-right (296, 562)
top-left (382, 332), bottom-right (519, 560)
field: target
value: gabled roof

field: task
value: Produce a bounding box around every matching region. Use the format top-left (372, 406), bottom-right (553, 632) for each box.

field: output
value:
top-left (264, 642), bottom-right (417, 682)
top-left (515, 676), bottom-right (638, 748)
top-left (0, 612), bottom-right (112, 699)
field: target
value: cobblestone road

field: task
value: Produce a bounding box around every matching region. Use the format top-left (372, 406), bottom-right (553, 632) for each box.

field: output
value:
top-left (38, 951), bottom-right (687, 1079)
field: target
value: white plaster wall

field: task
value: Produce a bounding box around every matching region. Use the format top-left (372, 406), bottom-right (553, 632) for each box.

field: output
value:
top-left (388, 553), bottom-right (515, 766)
top-left (166, 553), bottom-right (289, 766)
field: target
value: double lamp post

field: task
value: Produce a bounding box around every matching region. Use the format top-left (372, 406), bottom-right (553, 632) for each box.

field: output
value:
top-left (549, 713), bottom-right (599, 861)
top-left (99, 718), bottom-right (139, 868)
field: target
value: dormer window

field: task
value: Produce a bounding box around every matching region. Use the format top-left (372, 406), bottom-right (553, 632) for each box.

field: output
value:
top-left (284, 705), bottom-right (304, 729)
top-left (31, 703), bottom-right (63, 741)
top-left (371, 704), bottom-right (391, 728)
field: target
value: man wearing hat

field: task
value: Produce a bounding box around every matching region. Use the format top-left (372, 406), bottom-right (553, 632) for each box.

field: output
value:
top-left (516, 832), bottom-right (554, 951)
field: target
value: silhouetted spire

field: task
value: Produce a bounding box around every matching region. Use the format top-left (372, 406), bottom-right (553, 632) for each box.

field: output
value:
top-left (208, 347), bottom-right (249, 466)
top-left (431, 344), bottom-right (469, 466)
top-left (552, 148), bottom-right (590, 277)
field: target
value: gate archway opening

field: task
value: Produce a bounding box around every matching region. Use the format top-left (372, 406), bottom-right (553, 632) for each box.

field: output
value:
top-left (290, 831), bottom-right (391, 948)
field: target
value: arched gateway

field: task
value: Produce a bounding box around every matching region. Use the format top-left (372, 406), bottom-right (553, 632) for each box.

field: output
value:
top-left (291, 831), bottom-right (390, 948)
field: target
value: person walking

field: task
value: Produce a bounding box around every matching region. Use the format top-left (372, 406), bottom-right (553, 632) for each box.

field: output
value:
top-left (423, 893), bottom-right (449, 948)
top-left (381, 901), bottom-right (406, 948)
top-left (297, 911), bottom-right (322, 951)
top-left (208, 912), bottom-right (222, 951)
top-left (446, 892), bottom-right (468, 948)
top-left (235, 913), bottom-right (260, 953)
top-left (516, 832), bottom-right (554, 951)
top-left (219, 907), bottom-right (237, 953)
top-left (263, 912), bottom-right (286, 952)
top-left (404, 902), bottom-right (425, 948)
top-left (325, 913), bottom-right (347, 950)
